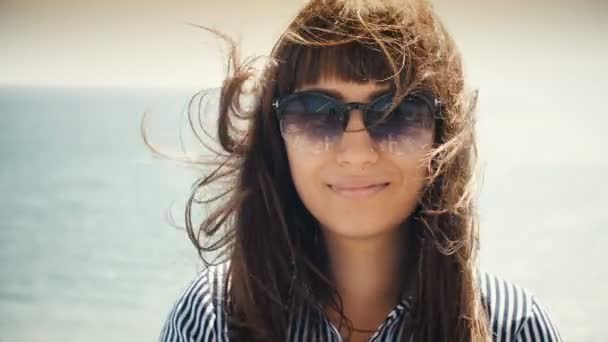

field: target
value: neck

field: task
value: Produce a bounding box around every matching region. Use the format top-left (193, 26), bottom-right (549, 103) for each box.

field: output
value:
top-left (321, 225), bottom-right (416, 332)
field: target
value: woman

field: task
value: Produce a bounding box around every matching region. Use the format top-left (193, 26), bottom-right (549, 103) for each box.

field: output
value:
top-left (155, 0), bottom-right (562, 341)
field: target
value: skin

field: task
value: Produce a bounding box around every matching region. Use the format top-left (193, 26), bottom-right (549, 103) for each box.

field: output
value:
top-left (285, 77), bottom-right (435, 341)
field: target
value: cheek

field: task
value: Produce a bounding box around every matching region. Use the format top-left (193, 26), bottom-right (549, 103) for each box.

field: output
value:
top-left (389, 156), bottom-right (429, 208)
top-left (395, 131), bottom-right (433, 182)
top-left (286, 146), bottom-right (328, 209)
top-left (390, 135), bottom-right (433, 205)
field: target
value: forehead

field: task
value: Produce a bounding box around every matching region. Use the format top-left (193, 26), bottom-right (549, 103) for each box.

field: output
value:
top-left (295, 78), bottom-right (393, 103)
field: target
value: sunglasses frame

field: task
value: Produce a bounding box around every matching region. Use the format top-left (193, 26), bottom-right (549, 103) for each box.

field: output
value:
top-left (272, 90), bottom-right (443, 135)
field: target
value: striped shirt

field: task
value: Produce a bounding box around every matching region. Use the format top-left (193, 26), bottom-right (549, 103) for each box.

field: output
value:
top-left (159, 262), bottom-right (562, 341)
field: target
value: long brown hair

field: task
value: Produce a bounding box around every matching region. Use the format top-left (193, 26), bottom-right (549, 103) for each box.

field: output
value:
top-left (144, 0), bottom-right (490, 340)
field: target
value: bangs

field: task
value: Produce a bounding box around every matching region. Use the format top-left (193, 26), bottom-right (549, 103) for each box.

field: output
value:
top-left (276, 42), bottom-right (400, 95)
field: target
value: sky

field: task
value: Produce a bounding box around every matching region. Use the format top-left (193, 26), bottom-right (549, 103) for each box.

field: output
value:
top-left (1, 0), bottom-right (301, 88)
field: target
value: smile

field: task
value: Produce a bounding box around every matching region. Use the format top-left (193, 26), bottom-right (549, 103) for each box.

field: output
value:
top-left (327, 182), bottom-right (390, 199)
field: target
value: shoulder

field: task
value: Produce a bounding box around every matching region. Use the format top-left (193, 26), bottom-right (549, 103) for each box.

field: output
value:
top-left (159, 262), bottom-right (230, 342)
top-left (477, 269), bottom-right (563, 342)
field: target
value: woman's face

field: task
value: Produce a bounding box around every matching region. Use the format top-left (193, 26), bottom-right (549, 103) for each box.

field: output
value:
top-left (284, 77), bottom-right (435, 240)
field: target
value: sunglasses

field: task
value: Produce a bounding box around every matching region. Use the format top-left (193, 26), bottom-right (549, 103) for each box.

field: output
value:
top-left (272, 90), bottom-right (442, 155)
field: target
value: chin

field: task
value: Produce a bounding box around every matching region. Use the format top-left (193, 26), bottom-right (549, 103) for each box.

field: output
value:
top-left (321, 219), bottom-right (396, 240)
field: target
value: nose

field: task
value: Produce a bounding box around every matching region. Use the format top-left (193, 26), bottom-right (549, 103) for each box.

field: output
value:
top-left (335, 109), bottom-right (379, 166)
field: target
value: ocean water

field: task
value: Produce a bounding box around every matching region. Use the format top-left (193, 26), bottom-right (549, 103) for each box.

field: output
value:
top-left (0, 87), bottom-right (605, 341)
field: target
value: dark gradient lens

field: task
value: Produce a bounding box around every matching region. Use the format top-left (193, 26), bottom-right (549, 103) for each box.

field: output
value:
top-left (366, 94), bottom-right (435, 155)
top-left (279, 93), bottom-right (344, 154)
top-left (366, 96), bottom-right (433, 138)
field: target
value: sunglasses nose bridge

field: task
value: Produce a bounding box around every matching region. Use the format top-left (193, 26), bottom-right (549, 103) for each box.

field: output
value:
top-left (341, 102), bottom-right (369, 133)
top-left (345, 102), bottom-right (365, 110)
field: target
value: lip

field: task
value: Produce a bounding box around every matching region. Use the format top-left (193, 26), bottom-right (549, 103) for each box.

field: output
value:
top-left (327, 181), bottom-right (390, 199)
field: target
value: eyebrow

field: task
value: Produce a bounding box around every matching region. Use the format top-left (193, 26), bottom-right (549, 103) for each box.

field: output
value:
top-left (298, 85), bottom-right (393, 102)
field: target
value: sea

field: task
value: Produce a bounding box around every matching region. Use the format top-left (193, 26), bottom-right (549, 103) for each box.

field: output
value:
top-left (0, 86), bottom-right (605, 341)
